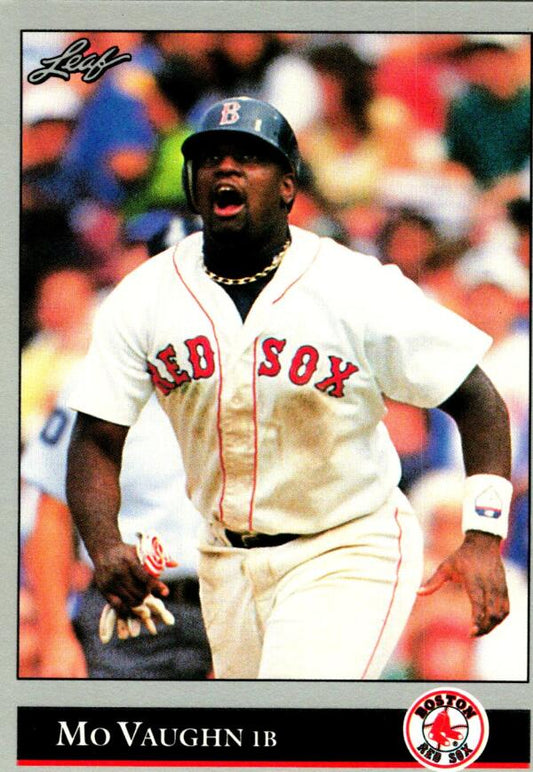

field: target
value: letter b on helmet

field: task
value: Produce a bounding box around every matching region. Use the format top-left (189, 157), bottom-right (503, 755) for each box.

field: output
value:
top-left (219, 101), bottom-right (242, 125)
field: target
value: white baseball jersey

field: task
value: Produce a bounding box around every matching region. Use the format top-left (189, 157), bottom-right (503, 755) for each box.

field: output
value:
top-left (68, 225), bottom-right (492, 537)
top-left (22, 372), bottom-right (203, 579)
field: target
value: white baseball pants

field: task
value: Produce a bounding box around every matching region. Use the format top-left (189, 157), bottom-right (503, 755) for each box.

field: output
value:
top-left (198, 488), bottom-right (423, 679)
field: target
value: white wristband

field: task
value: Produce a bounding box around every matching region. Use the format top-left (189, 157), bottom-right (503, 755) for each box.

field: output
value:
top-left (462, 474), bottom-right (513, 539)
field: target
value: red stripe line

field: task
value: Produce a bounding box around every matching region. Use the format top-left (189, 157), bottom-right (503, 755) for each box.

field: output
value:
top-left (248, 337), bottom-right (260, 531)
top-left (17, 763), bottom-right (530, 769)
top-left (272, 243), bottom-right (321, 305)
top-left (172, 249), bottom-right (227, 521)
top-left (361, 507), bottom-right (403, 679)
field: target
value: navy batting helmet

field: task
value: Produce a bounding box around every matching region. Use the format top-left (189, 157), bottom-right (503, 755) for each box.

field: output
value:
top-left (181, 96), bottom-right (301, 212)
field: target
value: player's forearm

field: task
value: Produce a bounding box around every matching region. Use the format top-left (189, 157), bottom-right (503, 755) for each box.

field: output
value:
top-left (67, 413), bottom-right (165, 617)
top-left (437, 366), bottom-right (512, 480)
top-left (66, 413), bottom-right (128, 563)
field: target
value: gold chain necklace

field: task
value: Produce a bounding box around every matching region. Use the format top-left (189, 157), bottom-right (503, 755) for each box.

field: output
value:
top-left (203, 239), bottom-right (291, 286)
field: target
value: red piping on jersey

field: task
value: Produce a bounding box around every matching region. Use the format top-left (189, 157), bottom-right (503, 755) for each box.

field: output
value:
top-left (172, 248), bottom-right (227, 522)
top-left (360, 507), bottom-right (403, 679)
top-left (248, 337), bottom-right (260, 530)
top-left (272, 242), bottom-right (321, 304)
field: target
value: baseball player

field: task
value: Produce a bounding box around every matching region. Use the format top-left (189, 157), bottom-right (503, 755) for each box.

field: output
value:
top-left (66, 97), bottom-right (513, 679)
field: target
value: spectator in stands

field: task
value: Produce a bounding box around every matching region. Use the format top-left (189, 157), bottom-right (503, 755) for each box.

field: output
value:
top-left (21, 269), bottom-right (97, 444)
top-left (151, 32), bottom-right (219, 103)
top-left (21, 82), bottom-right (88, 347)
top-left (373, 34), bottom-right (465, 134)
top-left (56, 33), bottom-right (160, 209)
top-left (376, 208), bottom-right (440, 283)
top-left (213, 33), bottom-right (282, 96)
top-left (420, 238), bottom-right (471, 315)
top-left (22, 83), bottom-right (82, 182)
top-left (120, 56), bottom-right (201, 219)
top-left (298, 43), bottom-right (380, 207)
top-left (444, 36), bottom-right (530, 192)
top-left (261, 33), bottom-right (320, 133)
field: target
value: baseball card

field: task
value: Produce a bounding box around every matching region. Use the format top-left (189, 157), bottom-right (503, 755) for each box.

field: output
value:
top-left (4, 1), bottom-right (532, 770)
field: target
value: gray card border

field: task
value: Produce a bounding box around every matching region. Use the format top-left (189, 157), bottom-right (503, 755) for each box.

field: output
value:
top-left (3, 2), bottom-right (531, 771)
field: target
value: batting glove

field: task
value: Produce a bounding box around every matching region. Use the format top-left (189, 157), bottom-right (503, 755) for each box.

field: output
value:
top-left (98, 532), bottom-right (177, 644)
top-left (135, 530), bottom-right (179, 576)
top-left (99, 606), bottom-right (143, 644)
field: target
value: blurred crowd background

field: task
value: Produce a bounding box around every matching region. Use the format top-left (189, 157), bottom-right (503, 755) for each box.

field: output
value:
top-left (20, 31), bottom-right (530, 680)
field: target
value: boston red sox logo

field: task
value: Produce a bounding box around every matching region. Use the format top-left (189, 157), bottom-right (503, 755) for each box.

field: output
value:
top-left (404, 688), bottom-right (489, 770)
top-left (426, 707), bottom-right (466, 748)
top-left (219, 100), bottom-right (241, 125)
top-left (147, 334), bottom-right (359, 399)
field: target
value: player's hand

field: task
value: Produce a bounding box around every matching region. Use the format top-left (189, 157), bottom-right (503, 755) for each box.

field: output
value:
top-left (96, 533), bottom-right (177, 643)
top-left (417, 530), bottom-right (509, 637)
top-left (92, 541), bottom-right (169, 618)
top-left (38, 629), bottom-right (88, 678)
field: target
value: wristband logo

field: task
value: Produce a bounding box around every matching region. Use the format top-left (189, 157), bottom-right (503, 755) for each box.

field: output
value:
top-left (475, 486), bottom-right (502, 519)
top-left (403, 688), bottom-right (489, 770)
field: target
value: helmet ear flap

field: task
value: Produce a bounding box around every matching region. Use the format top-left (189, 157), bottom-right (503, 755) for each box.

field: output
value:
top-left (182, 159), bottom-right (198, 213)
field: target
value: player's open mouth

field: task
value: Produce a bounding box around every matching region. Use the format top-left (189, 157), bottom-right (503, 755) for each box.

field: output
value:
top-left (212, 185), bottom-right (245, 217)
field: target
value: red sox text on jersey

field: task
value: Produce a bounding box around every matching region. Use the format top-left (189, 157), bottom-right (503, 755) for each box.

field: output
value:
top-left (147, 335), bottom-right (359, 399)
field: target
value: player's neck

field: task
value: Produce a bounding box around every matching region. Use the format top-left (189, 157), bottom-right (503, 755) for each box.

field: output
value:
top-left (202, 228), bottom-right (291, 280)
